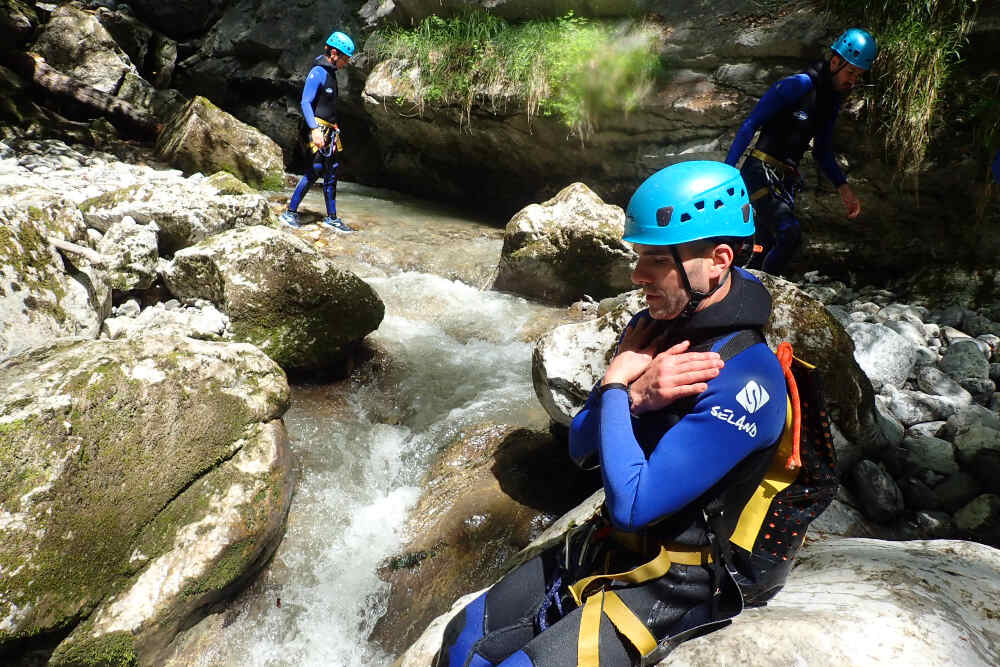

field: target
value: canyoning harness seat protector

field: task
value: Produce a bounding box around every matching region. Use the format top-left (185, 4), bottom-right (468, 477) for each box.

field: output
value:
top-left (313, 119), bottom-right (342, 158)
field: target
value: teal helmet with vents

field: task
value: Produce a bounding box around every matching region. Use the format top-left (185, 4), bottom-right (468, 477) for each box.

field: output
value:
top-left (624, 161), bottom-right (754, 247)
top-left (831, 28), bottom-right (876, 70)
top-left (325, 31), bottom-right (355, 57)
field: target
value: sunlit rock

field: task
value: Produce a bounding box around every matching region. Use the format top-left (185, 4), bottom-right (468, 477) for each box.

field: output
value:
top-left (77, 175), bottom-right (273, 256)
top-left (96, 216), bottom-right (159, 291)
top-left (492, 182), bottom-right (636, 304)
top-left (0, 191), bottom-right (106, 359)
top-left (32, 4), bottom-right (139, 95)
top-left (846, 322), bottom-right (918, 391)
top-left (161, 225), bottom-right (385, 372)
top-left (0, 336), bottom-right (294, 665)
top-left (155, 96), bottom-right (284, 191)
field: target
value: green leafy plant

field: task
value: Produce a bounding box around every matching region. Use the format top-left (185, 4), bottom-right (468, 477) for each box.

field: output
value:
top-left (366, 10), bottom-right (663, 137)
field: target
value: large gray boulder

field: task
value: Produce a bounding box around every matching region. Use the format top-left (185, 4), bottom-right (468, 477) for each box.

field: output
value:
top-left (155, 96), bottom-right (285, 191)
top-left (78, 174), bottom-right (274, 257)
top-left (32, 4), bottom-right (140, 95)
top-left (0, 191), bottom-right (108, 359)
top-left (96, 216), bottom-right (159, 291)
top-left (492, 182), bottom-right (636, 304)
top-left (0, 336), bottom-right (294, 666)
top-left (161, 225), bottom-right (385, 372)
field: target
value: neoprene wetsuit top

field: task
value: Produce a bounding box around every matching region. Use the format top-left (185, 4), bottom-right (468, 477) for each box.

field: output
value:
top-left (569, 267), bottom-right (787, 533)
top-left (300, 56), bottom-right (339, 129)
top-left (725, 63), bottom-right (846, 187)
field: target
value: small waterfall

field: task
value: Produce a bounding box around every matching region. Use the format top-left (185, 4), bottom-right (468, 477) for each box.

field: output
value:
top-left (199, 190), bottom-right (567, 665)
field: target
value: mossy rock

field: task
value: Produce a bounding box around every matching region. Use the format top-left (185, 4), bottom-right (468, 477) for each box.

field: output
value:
top-left (0, 336), bottom-right (294, 664)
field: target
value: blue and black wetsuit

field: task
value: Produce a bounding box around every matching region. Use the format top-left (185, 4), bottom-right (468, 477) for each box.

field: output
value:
top-left (725, 60), bottom-right (844, 275)
top-left (288, 56), bottom-right (342, 217)
top-left (436, 268), bottom-right (787, 666)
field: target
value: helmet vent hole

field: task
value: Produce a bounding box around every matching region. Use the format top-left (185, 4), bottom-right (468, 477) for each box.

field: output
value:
top-left (680, 212), bottom-right (692, 223)
top-left (656, 206), bottom-right (673, 227)
top-left (714, 199), bottom-right (724, 209)
top-left (742, 203), bottom-right (751, 223)
top-left (727, 187), bottom-right (735, 196)
top-left (694, 200), bottom-right (705, 211)
top-left (741, 189), bottom-right (746, 197)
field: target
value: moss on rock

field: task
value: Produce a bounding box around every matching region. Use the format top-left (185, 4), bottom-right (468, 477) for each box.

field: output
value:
top-left (49, 630), bottom-right (137, 667)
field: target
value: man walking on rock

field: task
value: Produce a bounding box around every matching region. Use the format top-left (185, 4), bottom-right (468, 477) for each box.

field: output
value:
top-left (725, 28), bottom-right (877, 275)
top-left (280, 31), bottom-right (355, 233)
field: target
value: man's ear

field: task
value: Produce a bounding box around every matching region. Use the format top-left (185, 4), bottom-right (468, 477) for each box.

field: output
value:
top-left (831, 53), bottom-right (843, 69)
top-left (710, 243), bottom-right (734, 279)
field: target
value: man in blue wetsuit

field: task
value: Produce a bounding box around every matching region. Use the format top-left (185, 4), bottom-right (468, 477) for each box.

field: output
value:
top-left (726, 28), bottom-right (877, 275)
top-left (435, 162), bottom-right (788, 666)
top-left (279, 31), bottom-right (355, 232)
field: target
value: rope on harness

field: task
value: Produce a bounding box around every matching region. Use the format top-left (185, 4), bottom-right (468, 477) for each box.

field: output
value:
top-left (775, 342), bottom-right (802, 470)
top-left (535, 571), bottom-right (564, 632)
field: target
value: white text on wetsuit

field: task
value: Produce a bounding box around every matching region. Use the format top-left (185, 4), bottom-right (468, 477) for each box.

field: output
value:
top-left (709, 406), bottom-right (758, 438)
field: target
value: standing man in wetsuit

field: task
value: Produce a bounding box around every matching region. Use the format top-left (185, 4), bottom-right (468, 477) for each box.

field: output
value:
top-left (725, 28), bottom-right (877, 275)
top-left (280, 31), bottom-right (355, 232)
top-left (435, 162), bottom-right (788, 666)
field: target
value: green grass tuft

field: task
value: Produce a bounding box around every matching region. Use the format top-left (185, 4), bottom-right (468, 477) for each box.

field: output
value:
top-left (827, 0), bottom-right (979, 173)
top-left (366, 10), bottom-right (663, 137)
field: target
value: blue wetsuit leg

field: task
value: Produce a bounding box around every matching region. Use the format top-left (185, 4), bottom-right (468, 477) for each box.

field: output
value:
top-left (762, 212), bottom-right (801, 275)
top-left (288, 155), bottom-right (322, 212)
top-left (322, 154), bottom-right (339, 218)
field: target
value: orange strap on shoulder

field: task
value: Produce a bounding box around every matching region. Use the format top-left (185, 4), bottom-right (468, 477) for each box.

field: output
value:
top-left (776, 342), bottom-right (802, 470)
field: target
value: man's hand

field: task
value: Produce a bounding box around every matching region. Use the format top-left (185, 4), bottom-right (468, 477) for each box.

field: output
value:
top-left (628, 340), bottom-right (724, 415)
top-left (311, 127), bottom-right (326, 149)
top-left (838, 183), bottom-right (861, 219)
top-left (601, 317), bottom-right (665, 387)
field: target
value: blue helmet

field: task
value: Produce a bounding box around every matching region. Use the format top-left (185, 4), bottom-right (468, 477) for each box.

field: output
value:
top-left (624, 161), bottom-right (754, 247)
top-left (831, 28), bottom-right (877, 70)
top-left (326, 31), bottom-right (355, 57)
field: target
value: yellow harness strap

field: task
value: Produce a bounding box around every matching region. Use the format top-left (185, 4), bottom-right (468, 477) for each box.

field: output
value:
top-left (578, 592), bottom-right (603, 667)
top-left (730, 396), bottom-right (798, 551)
top-left (750, 148), bottom-right (794, 171)
top-left (749, 187), bottom-right (771, 202)
top-left (602, 591), bottom-right (658, 655)
top-left (571, 544), bottom-right (711, 666)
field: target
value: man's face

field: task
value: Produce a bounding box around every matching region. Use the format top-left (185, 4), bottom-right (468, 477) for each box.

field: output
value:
top-left (831, 55), bottom-right (865, 94)
top-left (331, 50), bottom-right (351, 68)
top-left (631, 243), bottom-right (708, 320)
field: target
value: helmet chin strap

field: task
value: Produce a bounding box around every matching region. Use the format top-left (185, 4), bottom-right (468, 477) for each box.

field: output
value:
top-left (668, 246), bottom-right (731, 319)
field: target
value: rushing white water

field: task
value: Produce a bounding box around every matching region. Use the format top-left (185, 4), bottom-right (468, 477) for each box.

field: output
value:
top-left (193, 186), bottom-right (569, 666)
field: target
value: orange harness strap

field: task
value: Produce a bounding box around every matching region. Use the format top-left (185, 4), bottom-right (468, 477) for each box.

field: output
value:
top-left (775, 342), bottom-right (802, 470)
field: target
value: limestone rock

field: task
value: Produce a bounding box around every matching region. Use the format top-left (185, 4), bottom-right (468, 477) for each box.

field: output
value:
top-left (32, 4), bottom-right (139, 95)
top-left (846, 322), bottom-right (919, 391)
top-left (155, 96), bottom-right (284, 191)
top-left (0, 0), bottom-right (37, 46)
top-left (78, 176), bottom-right (273, 256)
top-left (161, 225), bottom-right (385, 372)
top-left (0, 192), bottom-right (106, 359)
top-left (493, 183), bottom-right (635, 304)
top-left (96, 216), bottom-right (159, 291)
top-left (0, 336), bottom-right (294, 665)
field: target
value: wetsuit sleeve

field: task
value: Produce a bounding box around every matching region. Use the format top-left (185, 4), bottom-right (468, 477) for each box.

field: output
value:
top-left (300, 66), bottom-right (326, 129)
top-left (725, 74), bottom-right (814, 166)
top-left (568, 311), bottom-right (651, 467)
top-left (597, 344), bottom-right (787, 531)
top-left (811, 99), bottom-right (847, 186)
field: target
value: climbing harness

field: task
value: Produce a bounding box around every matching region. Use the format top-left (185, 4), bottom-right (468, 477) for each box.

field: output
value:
top-left (749, 149), bottom-right (803, 208)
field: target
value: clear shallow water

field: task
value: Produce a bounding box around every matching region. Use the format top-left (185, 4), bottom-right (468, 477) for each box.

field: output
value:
top-left (196, 185), bottom-right (571, 665)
